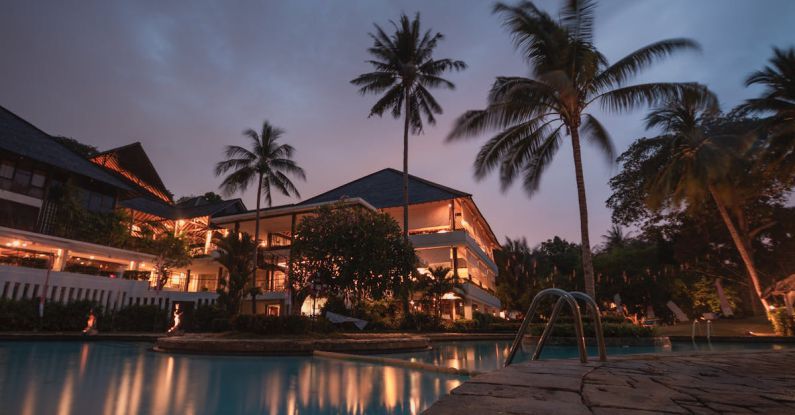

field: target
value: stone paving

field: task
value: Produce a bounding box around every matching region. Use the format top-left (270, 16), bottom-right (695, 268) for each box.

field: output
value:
top-left (424, 350), bottom-right (795, 414)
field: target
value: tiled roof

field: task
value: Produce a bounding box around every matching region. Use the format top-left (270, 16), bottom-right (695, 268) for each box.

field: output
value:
top-left (0, 105), bottom-right (132, 190)
top-left (121, 197), bottom-right (246, 220)
top-left (298, 168), bottom-right (470, 208)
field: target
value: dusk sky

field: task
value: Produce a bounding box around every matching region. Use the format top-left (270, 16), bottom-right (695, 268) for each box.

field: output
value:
top-left (1, 0), bottom-right (793, 246)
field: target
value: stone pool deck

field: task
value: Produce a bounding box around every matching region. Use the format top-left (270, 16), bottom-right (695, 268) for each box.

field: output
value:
top-left (424, 349), bottom-right (795, 414)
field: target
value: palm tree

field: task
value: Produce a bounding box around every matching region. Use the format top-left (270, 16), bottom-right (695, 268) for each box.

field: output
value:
top-left (213, 231), bottom-right (257, 315)
top-left (602, 224), bottom-right (628, 251)
top-left (635, 90), bottom-right (773, 314)
top-left (215, 121), bottom-right (306, 313)
top-left (351, 13), bottom-right (466, 239)
top-left (447, 0), bottom-right (708, 299)
top-left (419, 266), bottom-right (463, 318)
top-left (739, 47), bottom-right (795, 182)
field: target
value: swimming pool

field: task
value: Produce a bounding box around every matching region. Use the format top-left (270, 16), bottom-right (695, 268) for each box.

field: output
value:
top-left (1, 339), bottom-right (791, 415)
top-left (386, 339), bottom-right (795, 373)
top-left (0, 341), bottom-right (463, 415)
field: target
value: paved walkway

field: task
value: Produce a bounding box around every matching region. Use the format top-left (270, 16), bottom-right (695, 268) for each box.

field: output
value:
top-left (424, 350), bottom-right (795, 414)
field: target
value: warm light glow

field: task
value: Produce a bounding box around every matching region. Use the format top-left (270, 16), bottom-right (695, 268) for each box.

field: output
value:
top-left (441, 293), bottom-right (461, 300)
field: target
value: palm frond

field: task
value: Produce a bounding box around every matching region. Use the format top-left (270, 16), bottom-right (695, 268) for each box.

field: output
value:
top-left (581, 113), bottom-right (615, 163)
top-left (596, 82), bottom-right (715, 113)
top-left (561, 0), bottom-right (596, 43)
top-left (591, 39), bottom-right (700, 93)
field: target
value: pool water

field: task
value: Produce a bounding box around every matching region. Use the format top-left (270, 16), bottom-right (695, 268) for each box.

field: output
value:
top-left (0, 341), bottom-right (463, 415)
top-left (387, 340), bottom-right (794, 373)
top-left (387, 340), bottom-right (659, 373)
top-left (1, 339), bottom-right (792, 415)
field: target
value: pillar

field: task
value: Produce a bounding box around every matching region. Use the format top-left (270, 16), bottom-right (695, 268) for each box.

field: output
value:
top-left (52, 249), bottom-right (68, 271)
top-left (463, 301), bottom-right (473, 320)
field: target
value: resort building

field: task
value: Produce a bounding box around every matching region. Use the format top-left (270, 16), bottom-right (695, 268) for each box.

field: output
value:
top-left (0, 105), bottom-right (501, 319)
top-left (213, 168), bottom-right (502, 318)
top-left (0, 105), bottom-right (237, 309)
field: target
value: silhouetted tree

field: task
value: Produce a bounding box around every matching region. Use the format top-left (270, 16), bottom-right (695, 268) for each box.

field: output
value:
top-left (352, 12), bottom-right (466, 239)
top-left (448, 0), bottom-right (708, 299)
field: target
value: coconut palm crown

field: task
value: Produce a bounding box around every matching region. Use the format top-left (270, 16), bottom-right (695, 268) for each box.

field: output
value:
top-left (351, 12), bottom-right (466, 238)
top-left (739, 47), bottom-right (795, 181)
top-left (447, 0), bottom-right (709, 298)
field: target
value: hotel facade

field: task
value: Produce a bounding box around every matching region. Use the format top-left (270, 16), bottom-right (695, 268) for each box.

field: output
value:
top-left (0, 105), bottom-right (501, 318)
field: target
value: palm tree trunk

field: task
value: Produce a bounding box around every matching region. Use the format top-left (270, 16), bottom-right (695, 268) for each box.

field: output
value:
top-left (709, 186), bottom-right (770, 315)
top-left (402, 89), bottom-right (410, 240)
top-left (252, 174), bottom-right (263, 315)
top-left (570, 128), bottom-right (597, 299)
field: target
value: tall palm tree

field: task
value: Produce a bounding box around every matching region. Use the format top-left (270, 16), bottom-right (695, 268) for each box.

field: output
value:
top-left (447, 0), bottom-right (708, 299)
top-left (351, 13), bottom-right (466, 239)
top-left (635, 90), bottom-right (773, 314)
top-left (215, 121), bottom-right (306, 313)
top-left (739, 47), bottom-right (795, 182)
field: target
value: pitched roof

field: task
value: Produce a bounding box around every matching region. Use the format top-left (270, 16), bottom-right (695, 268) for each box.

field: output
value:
top-left (90, 142), bottom-right (172, 202)
top-left (0, 105), bottom-right (132, 190)
top-left (121, 196), bottom-right (246, 221)
top-left (298, 168), bottom-right (470, 209)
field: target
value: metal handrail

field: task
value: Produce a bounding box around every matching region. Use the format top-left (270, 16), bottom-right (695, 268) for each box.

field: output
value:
top-left (569, 291), bottom-right (607, 362)
top-left (504, 288), bottom-right (587, 366)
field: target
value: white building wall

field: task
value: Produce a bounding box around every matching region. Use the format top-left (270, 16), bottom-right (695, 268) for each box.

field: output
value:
top-left (0, 265), bottom-right (217, 310)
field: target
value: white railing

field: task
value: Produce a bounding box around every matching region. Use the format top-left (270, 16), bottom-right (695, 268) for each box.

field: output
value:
top-left (0, 264), bottom-right (217, 310)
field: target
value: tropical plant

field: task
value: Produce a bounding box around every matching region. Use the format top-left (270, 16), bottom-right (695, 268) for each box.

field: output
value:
top-left (213, 231), bottom-right (256, 315)
top-left (151, 233), bottom-right (192, 291)
top-left (447, 0), bottom-right (708, 299)
top-left (351, 12), bottom-right (466, 239)
top-left (290, 204), bottom-right (417, 311)
top-left (739, 47), bottom-right (795, 182)
top-left (417, 266), bottom-right (462, 318)
top-left (630, 90), bottom-right (779, 314)
top-left (215, 121), bottom-right (305, 312)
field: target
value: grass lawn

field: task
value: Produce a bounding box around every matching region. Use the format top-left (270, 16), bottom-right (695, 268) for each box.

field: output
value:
top-left (655, 315), bottom-right (775, 336)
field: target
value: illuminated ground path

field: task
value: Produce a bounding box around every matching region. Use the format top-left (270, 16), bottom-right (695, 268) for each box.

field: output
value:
top-left (424, 350), bottom-right (795, 414)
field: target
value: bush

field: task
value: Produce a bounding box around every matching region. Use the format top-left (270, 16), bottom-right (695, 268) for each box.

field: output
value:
top-left (0, 298), bottom-right (39, 330)
top-left (771, 309), bottom-right (794, 336)
top-left (0, 298), bottom-right (102, 331)
top-left (232, 315), bottom-right (336, 335)
top-left (191, 305), bottom-right (230, 332)
top-left (108, 305), bottom-right (168, 332)
top-left (400, 312), bottom-right (444, 332)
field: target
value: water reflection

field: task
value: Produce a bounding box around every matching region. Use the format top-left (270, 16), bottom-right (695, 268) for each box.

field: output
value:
top-left (0, 342), bottom-right (463, 415)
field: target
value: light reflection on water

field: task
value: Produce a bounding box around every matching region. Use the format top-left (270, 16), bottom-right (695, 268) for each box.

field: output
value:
top-left (0, 342), bottom-right (463, 415)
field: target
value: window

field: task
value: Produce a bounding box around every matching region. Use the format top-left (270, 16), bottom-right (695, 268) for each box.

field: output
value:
top-left (0, 161), bottom-right (13, 190)
top-left (29, 170), bottom-right (46, 198)
top-left (12, 168), bottom-right (32, 193)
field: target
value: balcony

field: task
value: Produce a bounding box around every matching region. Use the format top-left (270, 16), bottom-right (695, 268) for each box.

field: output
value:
top-left (409, 230), bottom-right (497, 274)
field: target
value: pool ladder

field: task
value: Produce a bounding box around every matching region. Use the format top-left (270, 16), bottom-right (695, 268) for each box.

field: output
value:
top-left (504, 288), bottom-right (607, 367)
top-left (691, 318), bottom-right (712, 350)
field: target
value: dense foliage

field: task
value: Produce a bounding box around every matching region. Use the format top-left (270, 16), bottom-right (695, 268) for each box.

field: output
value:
top-left (290, 205), bottom-right (417, 311)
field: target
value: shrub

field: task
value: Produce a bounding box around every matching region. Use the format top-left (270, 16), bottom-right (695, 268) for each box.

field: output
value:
top-left (771, 309), bottom-right (794, 336)
top-left (400, 312), bottom-right (444, 332)
top-left (108, 304), bottom-right (168, 332)
top-left (190, 305), bottom-right (230, 332)
top-left (232, 315), bottom-right (336, 335)
top-left (0, 298), bottom-right (39, 330)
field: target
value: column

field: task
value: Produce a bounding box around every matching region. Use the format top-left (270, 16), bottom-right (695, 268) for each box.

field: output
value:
top-left (463, 301), bottom-right (473, 320)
